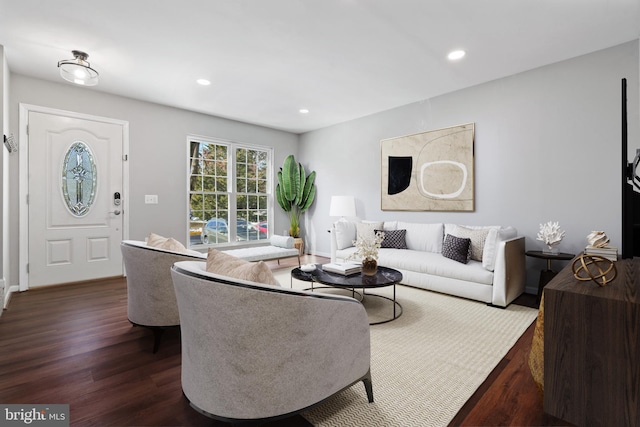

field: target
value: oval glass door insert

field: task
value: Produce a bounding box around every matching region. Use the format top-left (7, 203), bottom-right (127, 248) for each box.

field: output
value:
top-left (62, 141), bottom-right (97, 216)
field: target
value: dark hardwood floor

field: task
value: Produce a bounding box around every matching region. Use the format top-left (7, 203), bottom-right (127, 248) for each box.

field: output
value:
top-left (0, 255), bottom-right (570, 426)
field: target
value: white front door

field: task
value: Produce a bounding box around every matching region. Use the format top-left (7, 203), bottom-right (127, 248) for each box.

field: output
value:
top-left (26, 110), bottom-right (127, 287)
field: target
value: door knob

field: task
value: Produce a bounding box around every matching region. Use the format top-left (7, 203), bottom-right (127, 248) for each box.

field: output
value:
top-left (109, 210), bottom-right (121, 215)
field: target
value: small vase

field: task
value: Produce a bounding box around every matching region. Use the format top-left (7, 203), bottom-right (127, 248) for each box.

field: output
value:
top-left (543, 246), bottom-right (559, 255)
top-left (362, 257), bottom-right (378, 276)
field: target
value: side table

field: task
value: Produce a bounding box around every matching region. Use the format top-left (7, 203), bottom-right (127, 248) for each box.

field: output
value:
top-left (293, 237), bottom-right (304, 256)
top-left (525, 250), bottom-right (575, 304)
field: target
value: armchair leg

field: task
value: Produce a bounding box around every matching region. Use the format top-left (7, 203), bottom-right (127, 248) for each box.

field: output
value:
top-left (151, 327), bottom-right (165, 353)
top-left (362, 373), bottom-right (374, 403)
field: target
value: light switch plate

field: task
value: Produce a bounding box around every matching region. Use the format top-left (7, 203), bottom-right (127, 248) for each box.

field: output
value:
top-left (145, 194), bottom-right (158, 204)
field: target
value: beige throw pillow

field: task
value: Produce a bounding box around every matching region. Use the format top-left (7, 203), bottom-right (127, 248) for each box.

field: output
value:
top-left (356, 221), bottom-right (384, 242)
top-left (147, 233), bottom-right (187, 253)
top-left (452, 226), bottom-right (489, 262)
top-left (206, 249), bottom-right (280, 287)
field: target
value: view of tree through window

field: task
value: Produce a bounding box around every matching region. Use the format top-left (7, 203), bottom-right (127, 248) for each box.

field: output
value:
top-left (188, 137), bottom-right (271, 247)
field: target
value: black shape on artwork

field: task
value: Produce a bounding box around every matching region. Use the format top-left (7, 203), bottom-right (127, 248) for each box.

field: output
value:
top-left (388, 156), bottom-right (413, 195)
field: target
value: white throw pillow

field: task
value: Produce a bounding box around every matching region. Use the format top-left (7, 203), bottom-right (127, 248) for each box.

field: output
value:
top-left (452, 226), bottom-right (490, 262)
top-left (356, 221), bottom-right (384, 241)
top-left (397, 222), bottom-right (444, 253)
top-left (334, 220), bottom-right (357, 250)
top-left (445, 224), bottom-right (502, 271)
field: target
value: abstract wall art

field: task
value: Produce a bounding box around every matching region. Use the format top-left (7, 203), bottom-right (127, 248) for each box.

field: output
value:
top-left (381, 123), bottom-right (475, 211)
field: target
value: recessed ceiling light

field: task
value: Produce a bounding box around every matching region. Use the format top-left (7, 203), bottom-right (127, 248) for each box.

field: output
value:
top-left (447, 50), bottom-right (466, 60)
top-left (299, 109), bottom-right (310, 114)
top-left (196, 79), bottom-right (211, 86)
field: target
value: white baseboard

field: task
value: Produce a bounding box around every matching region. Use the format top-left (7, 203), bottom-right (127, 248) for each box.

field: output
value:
top-left (3, 283), bottom-right (18, 310)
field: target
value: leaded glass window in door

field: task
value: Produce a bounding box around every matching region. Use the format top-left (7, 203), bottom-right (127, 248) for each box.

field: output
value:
top-left (62, 141), bottom-right (97, 216)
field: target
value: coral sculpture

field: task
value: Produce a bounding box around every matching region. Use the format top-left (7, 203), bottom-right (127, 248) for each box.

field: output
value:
top-left (587, 231), bottom-right (610, 248)
top-left (537, 221), bottom-right (565, 253)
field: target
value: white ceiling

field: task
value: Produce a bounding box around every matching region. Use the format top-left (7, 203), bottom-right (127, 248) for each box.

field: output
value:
top-left (1, 0), bottom-right (639, 134)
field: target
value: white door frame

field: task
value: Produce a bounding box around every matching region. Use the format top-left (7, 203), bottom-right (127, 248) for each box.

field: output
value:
top-left (19, 104), bottom-right (130, 291)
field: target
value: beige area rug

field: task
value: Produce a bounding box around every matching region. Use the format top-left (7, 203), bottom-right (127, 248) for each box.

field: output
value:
top-left (273, 268), bottom-right (538, 427)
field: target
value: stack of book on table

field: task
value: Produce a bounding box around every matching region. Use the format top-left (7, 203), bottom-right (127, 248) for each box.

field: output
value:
top-left (322, 262), bottom-right (362, 275)
top-left (584, 245), bottom-right (618, 261)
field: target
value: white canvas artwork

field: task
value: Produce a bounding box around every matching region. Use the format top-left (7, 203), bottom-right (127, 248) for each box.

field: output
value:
top-left (381, 123), bottom-right (475, 211)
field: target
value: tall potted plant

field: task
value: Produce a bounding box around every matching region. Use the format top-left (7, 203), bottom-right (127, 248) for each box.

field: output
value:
top-left (275, 154), bottom-right (316, 238)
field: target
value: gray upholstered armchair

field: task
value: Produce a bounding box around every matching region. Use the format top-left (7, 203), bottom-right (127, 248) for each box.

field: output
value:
top-left (170, 260), bottom-right (373, 424)
top-left (120, 240), bottom-right (205, 352)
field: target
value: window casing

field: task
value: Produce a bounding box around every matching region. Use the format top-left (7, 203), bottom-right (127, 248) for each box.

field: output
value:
top-left (188, 136), bottom-right (272, 247)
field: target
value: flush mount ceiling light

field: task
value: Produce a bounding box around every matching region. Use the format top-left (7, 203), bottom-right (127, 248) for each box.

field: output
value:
top-left (299, 109), bottom-right (310, 114)
top-left (58, 50), bottom-right (99, 86)
top-left (196, 78), bottom-right (211, 86)
top-left (447, 50), bottom-right (466, 60)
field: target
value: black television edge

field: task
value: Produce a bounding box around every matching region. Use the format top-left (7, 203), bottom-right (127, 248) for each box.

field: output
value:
top-left (621, 78), bottom-right (640, 259)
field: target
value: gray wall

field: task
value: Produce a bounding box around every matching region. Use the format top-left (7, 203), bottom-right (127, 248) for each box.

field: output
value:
top-left (299, 41), bottom-right (640, 291)
top-left (8, 75), bottom-right (298, 288)
top-left (5, 41), bottom-right (639, 293)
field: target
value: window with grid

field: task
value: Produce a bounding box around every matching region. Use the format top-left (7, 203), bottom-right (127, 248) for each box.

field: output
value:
top-left (188, 136), bottom-right (271, 247)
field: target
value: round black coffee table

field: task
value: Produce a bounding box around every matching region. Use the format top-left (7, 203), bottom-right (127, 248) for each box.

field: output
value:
top-left (291, 264), bottom-right (403, 325)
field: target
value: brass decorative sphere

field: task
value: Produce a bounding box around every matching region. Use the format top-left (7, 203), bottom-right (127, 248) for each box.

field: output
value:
top-left (571, 254), bottom-right (617, 286)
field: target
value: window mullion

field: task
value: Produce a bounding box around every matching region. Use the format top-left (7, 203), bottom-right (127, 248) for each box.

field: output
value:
top-left (228, 144), bottom-right (237, 242)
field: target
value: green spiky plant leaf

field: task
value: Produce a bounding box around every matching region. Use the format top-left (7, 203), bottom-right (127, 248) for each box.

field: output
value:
top-left (274, 155), bottom-right (316, 237)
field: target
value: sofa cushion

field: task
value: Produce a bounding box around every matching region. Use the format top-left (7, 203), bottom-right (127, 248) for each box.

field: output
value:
top-left (376, 229), bottom-right (408, 249)
top-left (380, 249), bottom-right (493, 285)
top-left (147, 233), bottom-right (187, 253)
top-left (450, 226), bottom-right (489, 262)
top-left (398, 222), bottom-right (443, 253)
top-left (334, 220), bottom-right (357, 250)
top-left (206, 249), bottom-right (280, 286)
top-left (442, 234), bottom-right (471, 264)
top-left (336, 246), bottom-right (493, 285)
top-left (382, 221), bottom-right (398, 231)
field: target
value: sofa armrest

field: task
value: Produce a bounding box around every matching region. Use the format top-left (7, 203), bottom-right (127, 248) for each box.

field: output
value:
top-left (491, 236), bottom-right (525, 307)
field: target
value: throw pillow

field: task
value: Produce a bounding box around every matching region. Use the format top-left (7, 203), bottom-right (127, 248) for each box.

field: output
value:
top-left (442, 234), bottom-right (471, 264)
top-left (147, 233), bottom-right (187, 253)
top-left (452, 226), bottom-right (489, 262)
top-left (270, 234), bottom-right (294, 249)
top-left (356, 221), bottom-right (384, 242)
top-left (206, 249), bottom-right (280, 286)
top-left (376, 229), bottom-right (408, 249)
top-left (334, 220), bottom-right (357, 250)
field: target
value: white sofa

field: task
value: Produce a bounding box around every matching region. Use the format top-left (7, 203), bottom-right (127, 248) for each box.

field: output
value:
top-left (331, 221), bottom-right (525, 307)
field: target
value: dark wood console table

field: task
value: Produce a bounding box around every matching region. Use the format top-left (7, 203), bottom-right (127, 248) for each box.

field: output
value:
top-left (543, 257), bottom-right (640, 426)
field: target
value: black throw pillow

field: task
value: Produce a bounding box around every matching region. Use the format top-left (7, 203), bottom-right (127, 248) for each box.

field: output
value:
top-left (442, 234), bottom-right (471, 264)
top-left (375, 229), bottom-right (408, 249)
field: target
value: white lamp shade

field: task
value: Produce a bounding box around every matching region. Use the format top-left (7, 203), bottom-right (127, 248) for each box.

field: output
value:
top-left (329, 196), bottom-right (356, 217)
